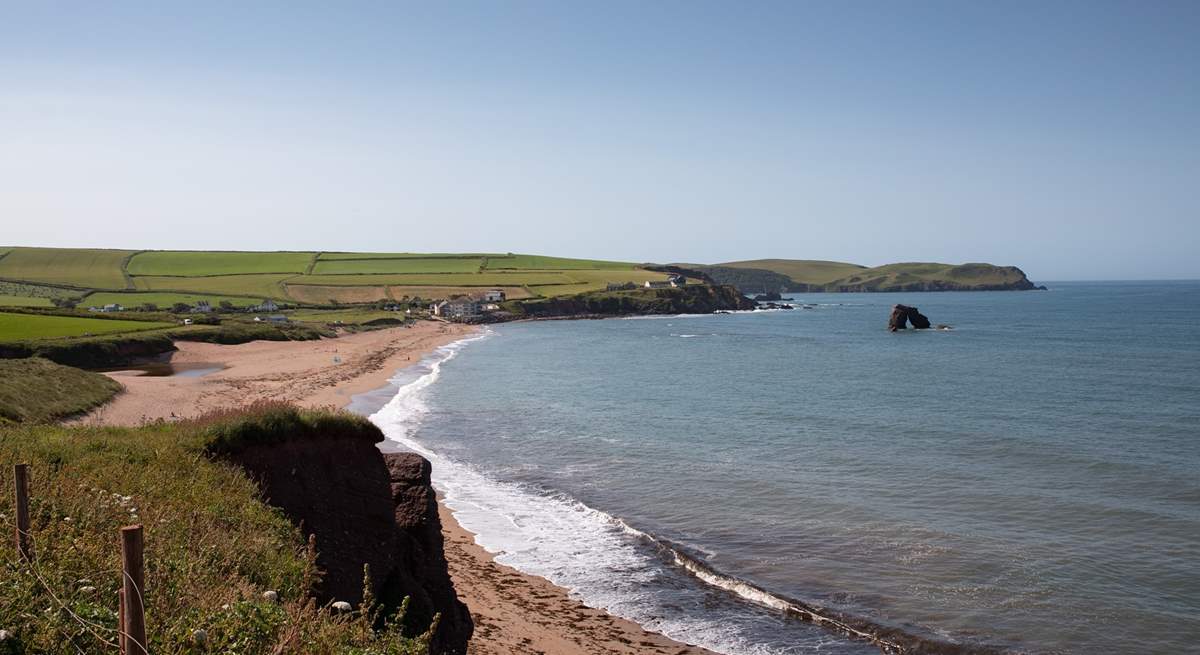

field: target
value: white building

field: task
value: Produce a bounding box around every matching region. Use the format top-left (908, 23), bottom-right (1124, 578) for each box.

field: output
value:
top-left (482, 289), bottom-right (506, 302)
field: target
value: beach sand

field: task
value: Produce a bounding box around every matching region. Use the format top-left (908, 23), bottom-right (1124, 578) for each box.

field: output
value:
top-left (80, 321), bottom-right (716, 655)
top-left (75, 321), bottom-right (475, 425)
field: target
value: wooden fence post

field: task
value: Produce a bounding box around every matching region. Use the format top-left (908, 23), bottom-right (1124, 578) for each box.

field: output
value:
top-left (121, 525), bottom-right (147, 655)
top-left (14, 463), bottom-right (31, 561)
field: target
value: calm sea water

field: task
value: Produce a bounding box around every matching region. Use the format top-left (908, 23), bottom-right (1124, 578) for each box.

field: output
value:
top-left (360, 282), bottom-right (1200, 654)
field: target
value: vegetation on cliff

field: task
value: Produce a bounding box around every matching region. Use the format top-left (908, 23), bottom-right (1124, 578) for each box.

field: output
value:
top-left (0, 358), bottom-right (122, 424)
top-left (0, 406), bottom-right (435, 654)
top-left (506, 284), bottom-right (754, 318)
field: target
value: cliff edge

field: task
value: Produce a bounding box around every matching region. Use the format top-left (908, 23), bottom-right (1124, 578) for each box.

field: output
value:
top-left (211, 412), bottom-right (473, 654)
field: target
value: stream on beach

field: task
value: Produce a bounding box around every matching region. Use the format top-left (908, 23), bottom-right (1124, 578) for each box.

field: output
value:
top-left (354, 281), bottom-right (1200, 655)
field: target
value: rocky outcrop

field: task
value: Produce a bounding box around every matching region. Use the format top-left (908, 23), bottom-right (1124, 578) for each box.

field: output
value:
top-left (888, 304), bottom-right (931, 331)
top-left (220, 432), bottom-right (472, 654)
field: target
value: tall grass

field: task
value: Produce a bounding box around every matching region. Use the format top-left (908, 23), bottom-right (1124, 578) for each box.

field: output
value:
top-left (0, 406), bottom-right (430, 654)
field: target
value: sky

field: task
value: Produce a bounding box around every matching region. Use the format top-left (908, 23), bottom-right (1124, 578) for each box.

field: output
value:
top-left (2, 1), bottom-right (1197, 280)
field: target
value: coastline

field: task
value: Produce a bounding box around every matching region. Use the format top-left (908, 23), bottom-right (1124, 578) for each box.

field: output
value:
top-left (79, 319), bottom-right (717, 655)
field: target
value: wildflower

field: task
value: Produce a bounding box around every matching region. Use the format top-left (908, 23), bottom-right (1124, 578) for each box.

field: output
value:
top-left (262, 590), bottom-right (278, 602)
top-left (192, 628), bottom-right (208, 645)
top-left (331, 601), bottom-right (352, 613)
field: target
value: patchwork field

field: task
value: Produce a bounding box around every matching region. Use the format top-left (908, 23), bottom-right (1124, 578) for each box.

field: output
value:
top-left (126, 251), bottom-right (314, 276)
top-left (311, 256), bottom-right (483, 275)
top-left (0, 295), bottom-right (54, 307)
top-left (82, 291), bottom-right (262, 309)
top-left (388, 285), bottom-right (535, 300)
top-left (285, 284), bottom-right (390, 305)
top-left (133, 274), bottom-right (294, 299)
top-left (0, 312), bottom-right (173, 341)
top-left (0, 248), bottom-right (675, 309)
top-left (0, 247), bottom-right (133, 288)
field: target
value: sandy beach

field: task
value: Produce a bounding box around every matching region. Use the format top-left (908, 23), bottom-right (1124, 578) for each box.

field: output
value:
top-left (81, 321), bottom-right (716, 655)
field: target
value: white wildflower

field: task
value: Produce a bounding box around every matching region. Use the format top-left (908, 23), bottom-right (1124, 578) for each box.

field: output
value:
top-left (192, 628), bottom-right (208, 645)
top-left (262, 590), bottom-right (278, 602)
top-left (331, 601), bottom-right (352, 613)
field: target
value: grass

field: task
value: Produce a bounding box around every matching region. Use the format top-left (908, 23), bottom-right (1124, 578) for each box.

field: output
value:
top-left (132, 274), bottom-right (294, 299)
top-left (82, 292), bottom-right (261, 309)
top-left (823, 262), bottom-right (1031, 289)
top-left (0, 312), bottom-right (174, 342)
top-left (483, 254), bottom-right (636, 270)
top-left (387, 285), bottom-right (535, 300)
top-left (311, 257), bottom-right (484, 275)
top-left (0, 406), bottom-right (431, 654)
top-left (0, 358), bottom-right (122, 424)
top-left (318, 252), bottom-right (495, 260)
top-left (0, 295), bottom-right (54, 307)
top-left (285, 284), bottom-right (391, 305)
top-left (0, 247), bottom-right (133, 289)
top-left (0, 281), bottom-right (83, 301)
top-left (717, 259), bottom-right (867, 284)
top-left (296, 272), bottom-right (579, 286)
top-left (288, 309), bottom-right (403, 324)
top-left (126, 251), bottom-right (314, 276)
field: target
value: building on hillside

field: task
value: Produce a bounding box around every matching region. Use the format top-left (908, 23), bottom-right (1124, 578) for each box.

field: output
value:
top-left (266, 314), bottom-right (289, 323)
top-left (482, 289), bottom-right (506, 302)
top-left (252, 299), bottom-right (279, 312)
top-left (193, 300), bottom-right (213, 313)
top-left (644, 280), bottom-right (672, 289)
top-left (435, 298), bottom-right (481, 320)
top-left (669, 275), bottom-right (686, 287)
top-left (101, 303), bottom-right (124, 313)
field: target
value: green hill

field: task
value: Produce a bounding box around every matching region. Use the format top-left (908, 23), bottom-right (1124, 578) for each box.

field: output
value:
top-left (0, 247), bottom-right (673, 307)
top-left (695, 259), bottom-right (1041, 293)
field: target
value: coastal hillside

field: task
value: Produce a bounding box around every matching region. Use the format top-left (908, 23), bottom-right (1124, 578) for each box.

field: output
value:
top-left (690, 259), bottom-right (1043, 293)
top-left (0, 247), bottom-right (675, 308)
top-left (0, 403), bottom-right (470, 654)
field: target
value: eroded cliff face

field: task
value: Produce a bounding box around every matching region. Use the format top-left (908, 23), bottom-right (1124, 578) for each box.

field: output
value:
top-left (221, 434), bottom-right (472, 654)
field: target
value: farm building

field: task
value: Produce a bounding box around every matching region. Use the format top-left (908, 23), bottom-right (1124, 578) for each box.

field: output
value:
top-left (193, 300), bottom-right (213, 313)
top-left (482, 289), bottom-right (506, 302)
top-left (252, 299), bottom-right (279, 312)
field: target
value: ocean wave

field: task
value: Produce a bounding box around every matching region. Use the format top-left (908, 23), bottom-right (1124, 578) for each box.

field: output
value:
top-left (367, 330), bottom-right (1001, 655)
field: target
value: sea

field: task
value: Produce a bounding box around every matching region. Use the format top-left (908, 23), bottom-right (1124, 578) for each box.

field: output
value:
top-left (351, 281), bottom-right (1200, 655)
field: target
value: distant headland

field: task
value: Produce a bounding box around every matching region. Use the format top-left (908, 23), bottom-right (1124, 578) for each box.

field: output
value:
top-left (681, 259), bottom-right (1046, 294)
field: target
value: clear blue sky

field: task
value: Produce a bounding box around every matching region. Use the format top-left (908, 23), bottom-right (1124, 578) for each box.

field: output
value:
top-left (2, 1), bottom-right (1197, 280)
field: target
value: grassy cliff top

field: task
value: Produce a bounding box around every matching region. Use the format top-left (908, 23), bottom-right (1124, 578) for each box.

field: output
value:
top-left (0, 357), bottom-right (122, 424)
top-left (0, 405), bottom-right (427, 654)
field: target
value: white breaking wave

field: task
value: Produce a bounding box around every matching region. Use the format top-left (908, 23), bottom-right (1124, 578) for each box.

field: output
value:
top-left (366, 328), bottom-right (878, 655)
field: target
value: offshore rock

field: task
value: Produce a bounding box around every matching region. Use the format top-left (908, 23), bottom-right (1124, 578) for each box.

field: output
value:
top-left (889, 304), bottom-right (932, 331)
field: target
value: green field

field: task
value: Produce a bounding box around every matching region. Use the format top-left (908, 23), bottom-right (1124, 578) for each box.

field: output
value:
top-left (318, 251), bottom-right (495, 260)
top-left (133, 273), bottom-right (294, 298)
top-left (127, 250), bottom-right (314, 276)
top-left (311, 256), bottom-right (484, 275)
top-left (83, 291), bottom-right (261, 309)
top-left (718, 259), bottom-right (867, 284)
top-left (296, 272), bottom-right (579, 286)
top-left (0, 312), bottom-right (173, 341)
top-left (0, 247), bottom-right (133, 288)
top-left (0, 295), bottom-right (54, 307)
top-left (0, 247), bottom-right (678, 306)
top-left (484, 254), bottom-right (636, 270)
top-left (288, 308), bottom-right (403, 324)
